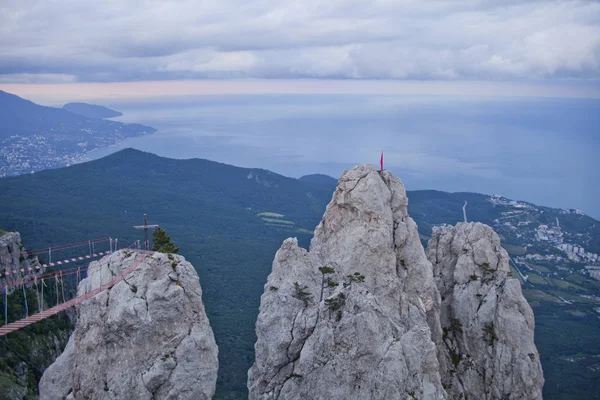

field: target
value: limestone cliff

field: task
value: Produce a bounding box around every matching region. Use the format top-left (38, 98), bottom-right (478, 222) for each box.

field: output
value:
top-left (248, 165), bottom-right (544, 400)
top-left (248, 164), bottom-right (445, 399)
top-left (0, 231), bottom-right (40, 281)
top-left (39, 250), bottom-right (218, 400)
top-left (427, 222), bottom-right (544, 400)
top-left (0, 231), bottom-right (23, 276)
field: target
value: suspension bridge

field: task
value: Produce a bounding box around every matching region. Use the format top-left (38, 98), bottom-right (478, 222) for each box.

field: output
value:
top-left (2, 236), bottom-right (131, 287)
top-left (1, 215), bottom-right (161, 337)
top-left (0, 251), bottom-right (148, 337)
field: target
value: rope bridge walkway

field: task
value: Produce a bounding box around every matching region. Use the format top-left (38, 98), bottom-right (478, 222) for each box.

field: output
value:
top-left (0, 251), bottom-right (149, 337)
top-left (4, 250), bottom-right (111, 277)
top-left (4, 237), bottom-right (120, 278)
top-left (1, 215), bottom-right (157, 337)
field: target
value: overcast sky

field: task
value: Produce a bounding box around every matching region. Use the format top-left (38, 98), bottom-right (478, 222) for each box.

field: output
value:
top-left (0, 1), bottom-right (598, 216)
top-left (1, 0), bottom-right (599, 83)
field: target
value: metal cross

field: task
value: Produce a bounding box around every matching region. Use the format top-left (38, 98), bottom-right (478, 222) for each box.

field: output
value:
top-left (133, 214), bottom-right (159, 250)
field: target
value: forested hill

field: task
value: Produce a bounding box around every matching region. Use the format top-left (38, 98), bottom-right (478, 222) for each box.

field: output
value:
top-left (0, 91), bottom-right (151, 140)
top-left (62, 102), bottom-right (123, 119)
top-left (1, 149), bottom-right (599, 399)
top-left (298, 173), bottom-right (338, 188)
top-left (0, 148), bottom-right (334, 250)
top-left (0, 148), bottom-right (334, 398)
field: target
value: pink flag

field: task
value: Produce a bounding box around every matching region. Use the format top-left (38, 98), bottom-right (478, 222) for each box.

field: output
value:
top-left (380, 151), bottom-right (384, 171)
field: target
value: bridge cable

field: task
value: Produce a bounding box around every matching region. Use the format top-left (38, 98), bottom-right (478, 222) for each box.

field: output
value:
top-left (34, 276), bottom-right (40, 314)
top-left (2, 287), bottom-right (6, 326)
top-left (22, 282), bottom-right (28, 318)
top-left (55, 276), bottom-right (59, 307)
top-left (41, 279), bottom-right (45, 312)
top-left (60, 272), bottom-right (66, 304)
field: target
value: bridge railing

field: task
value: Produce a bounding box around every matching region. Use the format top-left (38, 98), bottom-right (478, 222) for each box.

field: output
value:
top-left (1, 247), bottom-right (152, 336)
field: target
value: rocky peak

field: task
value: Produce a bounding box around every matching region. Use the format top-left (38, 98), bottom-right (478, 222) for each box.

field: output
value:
top-left (248, 164), bottom-right (445, 399)
top-left (427, 222), bottom-right (544, 399)
top-left (0, 231), bottom-right (40, 282)
top-left (39, 250), bottom-right (218, 400)
top-left (249, 165), bottom-right (544, 400)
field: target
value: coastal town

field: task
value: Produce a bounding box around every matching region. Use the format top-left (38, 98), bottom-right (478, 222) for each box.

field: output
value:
top-left (0, 123), bottom-right (155, 178)
top-left (0, 91), bottom-right (155, 177)
top-left (483, 194), bottom-right (600, 305)
top-left (0, 133), bottom-right (90, 177)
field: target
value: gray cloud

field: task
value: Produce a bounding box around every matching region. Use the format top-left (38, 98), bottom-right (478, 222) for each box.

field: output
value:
top-left (1, 0), bottom-right (599, 82)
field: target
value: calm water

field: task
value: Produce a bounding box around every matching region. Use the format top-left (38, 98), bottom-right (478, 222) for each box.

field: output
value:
top-left (85, 94), bottom-right (600, 218)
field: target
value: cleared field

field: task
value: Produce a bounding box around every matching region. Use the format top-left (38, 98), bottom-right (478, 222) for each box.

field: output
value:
top-left (528, 263), bottom-right (551, 273)
top-left (265, 223), bottom-right (293, 229)
top-left (547, 289), bottom-right (598, 303)
top-left (549, 278), bottom-right (586, 291)
top-left (527, 273), bottom-right (548, 285)
top-left (567, 274), bottom-right (590, 285)
top-left (262, 218), bottom-right (294, 225)
top-left (522, 289), bottom-right (560, 304)
top-left (567, 274), bottom-right (600, 289)
top-left (257, 212), bottom-right (285, 218)
top-left (503, 244), bottom-right (527, 256)
top-left (568, 310), bottom-right (587, 317)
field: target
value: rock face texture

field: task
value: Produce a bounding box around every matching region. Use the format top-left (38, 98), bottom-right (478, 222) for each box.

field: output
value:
top-left (248, 164), bottom-right (446, 399)
top-left (0, 231), bottom-right (40, 282)
top-left (249, 165), bottom-right (545, 400)
top-left (427, 222), bottom-right (544, 400)
top-left (39, 250), bottom-right (218, 400)
top-left (0, 231), bottom-right (23, 275)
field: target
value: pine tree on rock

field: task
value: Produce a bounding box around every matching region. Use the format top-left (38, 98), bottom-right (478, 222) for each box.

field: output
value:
top-left (152, 227), bottom-right (180, 253)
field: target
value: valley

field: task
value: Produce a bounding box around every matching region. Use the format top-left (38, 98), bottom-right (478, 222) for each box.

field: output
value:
top-left (0, 150), bottom-right (599, 399)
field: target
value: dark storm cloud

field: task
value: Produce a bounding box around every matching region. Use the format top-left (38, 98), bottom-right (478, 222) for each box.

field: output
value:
top-left (1, 0), bottom-right (599, 83)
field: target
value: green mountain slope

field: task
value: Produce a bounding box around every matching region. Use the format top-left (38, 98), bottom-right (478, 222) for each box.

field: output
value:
top-left (0, 148), bottom-right (333, 398)
top-left (298, 173), bottom-right (338, 189)
top-left (0, 149), bottom-right (598, 399)
top-left (62, 102), bottom-right (123, 119)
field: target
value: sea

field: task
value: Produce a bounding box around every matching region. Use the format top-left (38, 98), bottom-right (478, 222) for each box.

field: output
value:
top-left (84, 94), bottom-right (600, 218)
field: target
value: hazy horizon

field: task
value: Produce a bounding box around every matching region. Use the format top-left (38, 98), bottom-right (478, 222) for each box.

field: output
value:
top-left (67, 93), bottom-right (600, 219)
top-left (2, 0), bottom-right (598, 216)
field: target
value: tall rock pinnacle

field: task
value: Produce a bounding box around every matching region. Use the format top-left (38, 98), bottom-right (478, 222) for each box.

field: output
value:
top-left (39, 250), bottom-right (218, 400)
top-left (248, 164), bottom-right (445, 399)
top-left (249, 165), bottom-right (545, 400)
top-left (427, 222), bottom-right (544, 399)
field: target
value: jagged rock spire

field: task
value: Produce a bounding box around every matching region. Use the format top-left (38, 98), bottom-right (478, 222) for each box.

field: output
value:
top-left (248, 164), bottom-right (445, 399)
top-left (39, 250), bottom-right (218, 400)
top-left (249, 165), bottom-right (544, 400)
top-left (427, 222), bottom-right (544, 400)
